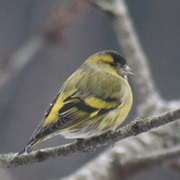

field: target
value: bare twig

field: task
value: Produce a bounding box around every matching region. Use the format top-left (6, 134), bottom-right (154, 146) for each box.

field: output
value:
top-left (0, 107), bottom-right (180, 168)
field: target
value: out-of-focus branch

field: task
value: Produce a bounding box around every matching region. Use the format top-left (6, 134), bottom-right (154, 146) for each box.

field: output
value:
top-left (0, 36), bottom-right (44, 88)
top-left (43, 0), bottom-right (85, 43)
top-left (0, 107), bottom-right (180, 168)
top-left (0, 0), bottom-right (84, 90)
top-left (119, 146), bottom-right (180, 178)
top-left (61, 144), bottom-right (180, 180)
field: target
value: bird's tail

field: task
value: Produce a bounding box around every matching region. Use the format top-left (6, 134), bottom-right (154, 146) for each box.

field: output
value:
top-left (17, 138), bottom-right (43, 155)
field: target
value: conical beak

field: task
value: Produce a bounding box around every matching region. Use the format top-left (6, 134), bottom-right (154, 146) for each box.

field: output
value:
top-left (122, 65), bottom-right (134, 75)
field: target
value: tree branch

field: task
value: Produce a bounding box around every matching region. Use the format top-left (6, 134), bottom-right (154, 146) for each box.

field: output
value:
top-left (0, 107), bottom-right (180, 168)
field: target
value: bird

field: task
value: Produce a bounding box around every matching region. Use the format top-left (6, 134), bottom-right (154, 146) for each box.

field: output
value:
top-left (18, 50), bottom-right (133, 155)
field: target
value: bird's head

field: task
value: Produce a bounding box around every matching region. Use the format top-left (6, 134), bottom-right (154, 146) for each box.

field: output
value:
top-left (87, 50), bottom-right (133, 78)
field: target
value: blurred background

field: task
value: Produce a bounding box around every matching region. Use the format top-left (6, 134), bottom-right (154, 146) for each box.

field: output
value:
top-left (0, 0), bottom-right (180, 179)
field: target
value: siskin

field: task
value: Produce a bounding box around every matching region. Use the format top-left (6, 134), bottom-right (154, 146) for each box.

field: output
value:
top-left (18, 50), bottom-right (133, 155)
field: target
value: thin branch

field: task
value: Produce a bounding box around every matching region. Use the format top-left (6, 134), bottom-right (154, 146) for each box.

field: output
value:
top-left (0, 107), bottom-right (180, 168)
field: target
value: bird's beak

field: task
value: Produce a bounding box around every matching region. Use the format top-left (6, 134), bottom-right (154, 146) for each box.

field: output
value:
top-left (122, 65), bottom-right (134, 75)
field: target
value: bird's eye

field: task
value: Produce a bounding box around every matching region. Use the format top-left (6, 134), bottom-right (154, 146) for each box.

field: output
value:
top-left (109, 62), bottom-right (116, 67)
